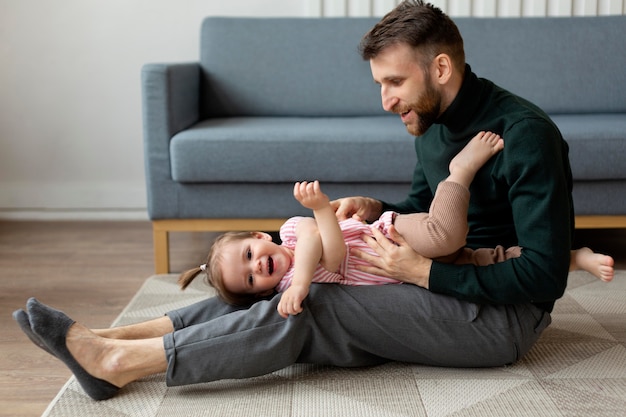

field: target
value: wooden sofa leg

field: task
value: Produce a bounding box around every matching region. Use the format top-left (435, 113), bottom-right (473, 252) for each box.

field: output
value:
top-left (153, 226), bottom-right (170, 274)
top-left (575, 215), bottom-right (626, 229)
top-left (151, 218), bottom-right (286, 274)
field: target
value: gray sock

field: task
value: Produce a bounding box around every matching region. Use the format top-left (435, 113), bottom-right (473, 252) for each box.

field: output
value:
top-left (27, 297), bottom-right (120, 401)
top-left (13, 309), bottom-right (54, 356)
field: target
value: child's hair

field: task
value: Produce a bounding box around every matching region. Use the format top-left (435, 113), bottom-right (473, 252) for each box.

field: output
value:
top-left (177, 231), bottom-right (266, 306)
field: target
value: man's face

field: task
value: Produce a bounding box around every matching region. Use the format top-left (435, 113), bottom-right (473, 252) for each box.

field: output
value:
top-left (370, 43), bottom-right (442, 136)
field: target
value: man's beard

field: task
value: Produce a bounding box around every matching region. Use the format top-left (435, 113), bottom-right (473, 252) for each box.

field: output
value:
top-left (396, 80), bottom-right (442, 136)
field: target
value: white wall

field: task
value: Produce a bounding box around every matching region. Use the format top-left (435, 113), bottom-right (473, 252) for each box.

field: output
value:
top-left (0, 0), bottom-right (309, 220)
top-left (1, 0), bottom-right (624, 220)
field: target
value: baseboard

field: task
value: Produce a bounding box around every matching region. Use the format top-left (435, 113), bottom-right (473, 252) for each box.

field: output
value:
top-left (0, 181), bottom-right (148, 220)
top-left (0, 208), bottom-right (149, 221)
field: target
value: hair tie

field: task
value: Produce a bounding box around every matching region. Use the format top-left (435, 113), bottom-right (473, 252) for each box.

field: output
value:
top-left (200, 264), bottom-right (207, 271)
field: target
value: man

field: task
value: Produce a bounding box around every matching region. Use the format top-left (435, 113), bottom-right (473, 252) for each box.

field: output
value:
top-left (15, 0), bottom-right (570, 401)
top-left (334, 0), bottom-right (573, 310)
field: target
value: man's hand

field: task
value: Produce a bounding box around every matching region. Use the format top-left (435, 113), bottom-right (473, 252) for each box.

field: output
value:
top-left (277, 284), bottom-right (310, 318)
top-left (351, 224), bottom-right (433, 288)
top-left (330, 196), bottom-right (383, 222)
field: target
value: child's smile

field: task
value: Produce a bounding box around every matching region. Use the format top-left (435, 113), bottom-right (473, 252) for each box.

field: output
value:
top-left (220, 233), bottom-right (293, 296)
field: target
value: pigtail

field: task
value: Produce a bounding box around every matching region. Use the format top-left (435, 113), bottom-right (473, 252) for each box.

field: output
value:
top-left (177, 231), bottom-right (262, 305)
top-left (178, 266), bottom-right (203, 290)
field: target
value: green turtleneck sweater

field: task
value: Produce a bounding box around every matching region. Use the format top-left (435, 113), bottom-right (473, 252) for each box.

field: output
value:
top-left (383, 65), bottom-right (574, 312)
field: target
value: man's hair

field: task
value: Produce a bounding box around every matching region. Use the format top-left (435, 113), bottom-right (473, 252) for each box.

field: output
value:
top-left (359, 0), bottom-right (465, 70)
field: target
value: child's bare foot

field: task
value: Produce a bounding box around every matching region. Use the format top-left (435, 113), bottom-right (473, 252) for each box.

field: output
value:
top-left (448, 131), bottom-right (504, 187)
top-left (571, 247), bottom-right (614, 282)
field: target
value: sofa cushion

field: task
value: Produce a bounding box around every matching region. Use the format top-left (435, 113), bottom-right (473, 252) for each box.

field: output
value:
top-left (553, 114), bottom-right (626, 180)
top-left (171, 114), bottom-right (626, 184)
top-left (170, 116), bottom-right (415, 183)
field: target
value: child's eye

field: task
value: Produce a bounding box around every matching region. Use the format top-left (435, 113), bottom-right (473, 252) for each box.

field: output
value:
top-left (248, 275), bottom-right (254, 285)
top-left (246, 249), bottom-right (252, 260)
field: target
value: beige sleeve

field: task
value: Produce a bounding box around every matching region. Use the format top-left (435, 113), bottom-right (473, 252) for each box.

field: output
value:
top-left (393, 181), bottom-right (469, 258)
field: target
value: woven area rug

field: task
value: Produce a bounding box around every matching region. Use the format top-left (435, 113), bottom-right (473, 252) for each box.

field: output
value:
top-left (42, 271), bottom-right (626, 417)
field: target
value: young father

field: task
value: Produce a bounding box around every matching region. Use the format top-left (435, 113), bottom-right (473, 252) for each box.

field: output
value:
top-left (15, 0), bottom-right (572, 400)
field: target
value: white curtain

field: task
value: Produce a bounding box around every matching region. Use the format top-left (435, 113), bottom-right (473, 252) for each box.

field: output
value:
top-left (307, 0), bottom-right (625, 17)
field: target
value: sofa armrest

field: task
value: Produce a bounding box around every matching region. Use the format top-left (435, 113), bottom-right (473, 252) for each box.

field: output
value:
top-left (141, 62), bottom-right (200, 219)
top-left (142, 62), bottom-right (200, 137)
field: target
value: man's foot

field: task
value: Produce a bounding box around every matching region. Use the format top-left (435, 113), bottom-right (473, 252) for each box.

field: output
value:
top-left (13, 309), bottom-right (54, 355)
top-left (448, 131), bottom-right (504, 187)
top-left (572, 247), bottom-right (615, 282)
top-left (26, 298), bottom-right (120, 400)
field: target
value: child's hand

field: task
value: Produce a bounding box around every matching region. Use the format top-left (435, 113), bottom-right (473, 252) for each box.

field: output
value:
top-left (277, 284), bottom-right (310, 318)
top-left (294, 181), bottom-right (330, 211)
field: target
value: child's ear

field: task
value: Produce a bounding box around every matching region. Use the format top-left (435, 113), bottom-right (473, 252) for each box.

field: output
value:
top-left (252, 232), bottom-right (273, 241)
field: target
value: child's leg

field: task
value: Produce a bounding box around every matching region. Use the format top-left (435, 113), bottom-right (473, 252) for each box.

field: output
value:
top-left (454, 245), bottom-right (522, 266)
top-left (393, 182), bottom-right (469, 259)
top-left (447, 131), bottom-right (504, 188)
top-left (441, 246), bottom-right (614, 284)
top-left (570, 247), bottom-right (614, 282)
top-left (393, 131), bottom-right (504, 259)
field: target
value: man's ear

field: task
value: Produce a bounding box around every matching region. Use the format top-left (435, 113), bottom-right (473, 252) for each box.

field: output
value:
top-left (252, 232), bottom-right (273, 241)
top-left (432, 53), bottom-right (453, 85)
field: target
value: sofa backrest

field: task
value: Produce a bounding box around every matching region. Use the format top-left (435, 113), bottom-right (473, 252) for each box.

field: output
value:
top-left (456, 16), bottom-right (626, 114)
top-left (199, 15), bottom-right (626, 118)
top-left (200, 17), bottom-right (382, 118)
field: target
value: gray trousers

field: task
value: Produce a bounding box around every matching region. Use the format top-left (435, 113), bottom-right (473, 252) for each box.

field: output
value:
top-left (163, 283), bottom-right (550, 386)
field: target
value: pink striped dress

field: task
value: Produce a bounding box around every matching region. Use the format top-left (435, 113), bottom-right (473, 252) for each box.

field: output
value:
top-left (274, 212), bottom-right (402, 293)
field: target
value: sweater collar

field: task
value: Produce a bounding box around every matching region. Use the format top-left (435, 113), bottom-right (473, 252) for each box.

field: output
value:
top-left (435, 64), bottom-right (484, 134)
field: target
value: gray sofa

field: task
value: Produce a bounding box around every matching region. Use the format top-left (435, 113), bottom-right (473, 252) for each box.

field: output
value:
top-left (142, 16), bottom-right (626, 273)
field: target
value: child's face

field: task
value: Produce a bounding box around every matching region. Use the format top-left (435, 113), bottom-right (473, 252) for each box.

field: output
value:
top-left (220, 232), bottom-right (293, 297)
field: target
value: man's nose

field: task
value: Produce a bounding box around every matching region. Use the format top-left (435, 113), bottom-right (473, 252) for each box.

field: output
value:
top-left (381, 89), bottom-right (397, 112)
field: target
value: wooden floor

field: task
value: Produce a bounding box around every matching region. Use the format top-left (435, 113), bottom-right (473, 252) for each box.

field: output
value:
top-left (1, 221), bottom-right (625, 417)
